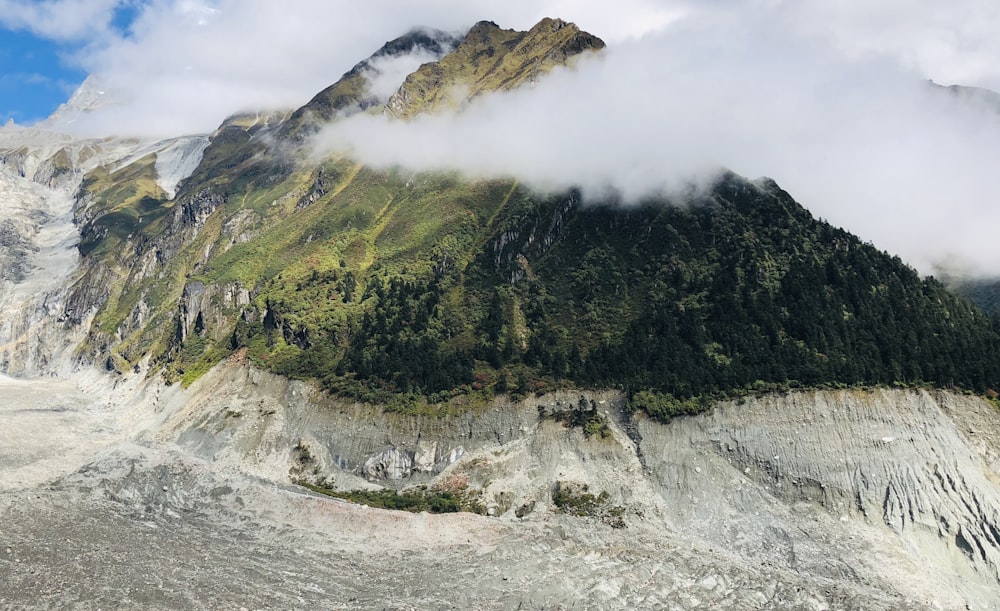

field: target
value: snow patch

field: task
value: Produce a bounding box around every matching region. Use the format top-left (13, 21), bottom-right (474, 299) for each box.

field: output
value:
top-left (154, 135), bottom-right (210, 198)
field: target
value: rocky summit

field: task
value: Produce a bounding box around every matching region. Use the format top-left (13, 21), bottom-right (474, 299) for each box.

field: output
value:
top-left (2, 17), bottom-right (1000, 610)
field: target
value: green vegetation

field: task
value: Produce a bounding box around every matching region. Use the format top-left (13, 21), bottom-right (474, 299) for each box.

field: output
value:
top-left (957, 280), bottom-right (1000, 316)
top-left (250, 172), bottom-right (1000, 412)
top-left (551, 481), bottom-right (625, 528)
top-left (298, 481), bottom-right (486, 514)
top-left (76, 154), bottom-right (170, 257)
top-left (629, 391), bottom-right (713, 422)
top-left (539, 397), bottom-right (612, 439)
top-left (78, 146), bottom-right (1000, 414)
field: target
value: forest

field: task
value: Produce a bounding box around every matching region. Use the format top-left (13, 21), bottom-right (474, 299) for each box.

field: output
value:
top-left (222, 172), bottom-right (1000, 417)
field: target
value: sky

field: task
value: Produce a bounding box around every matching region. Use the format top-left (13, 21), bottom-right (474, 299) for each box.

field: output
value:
top-left (2, 1), bottom-right (1000, 277)
top-left (0, 27), bottom-right (79, 124)
top-left (0, 0), bottom-right (141, 124)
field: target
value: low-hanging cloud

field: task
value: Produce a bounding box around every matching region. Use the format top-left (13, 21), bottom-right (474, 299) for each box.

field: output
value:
top-left (314, 5), bottom-right (1000, 277)
top-left (362, 46), bottom-right (455, 103)
top-left (37, 0), bottom-right (677, 137)
top-left (11, 0), bottom-right (1000, 276)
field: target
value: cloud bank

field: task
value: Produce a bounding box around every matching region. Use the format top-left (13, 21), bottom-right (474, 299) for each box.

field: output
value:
top-left (8, 0), bottom-right (1000, 276)
top-left (312, 4), bottom-right (1000, 277)
top-left (31, 0), bottom-right (676, 137)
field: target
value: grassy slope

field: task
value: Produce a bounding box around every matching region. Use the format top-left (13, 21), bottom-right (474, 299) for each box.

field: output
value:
top-left (77, 154), bottom-right (170, 258)
top-left (74, 139), bottom-right (1000, 412)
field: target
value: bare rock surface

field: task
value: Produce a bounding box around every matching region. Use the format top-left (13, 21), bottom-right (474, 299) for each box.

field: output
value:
top-left (0, 125), bottom-right (209, 378)
top-left (3, 364), bottom-right (1000, 609)
top-left (0, 444), bottom-right (943, 610)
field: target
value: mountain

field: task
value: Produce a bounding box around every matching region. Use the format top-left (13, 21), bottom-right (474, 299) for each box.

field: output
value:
top-left (4, 18), bottom-right (1000, 608)
top-left (5, 17), bottom-right (1000, 408)
top-left (281, 26), bottom-right (462, 139)
top-left (0, 120), bottom-right (216, 374)
top-left (926, 81), bottom-right (1000, 315)
top-left (932, 79), bottom-right (1000, 114)
top-left (38, 75), bottom-right (117, 130)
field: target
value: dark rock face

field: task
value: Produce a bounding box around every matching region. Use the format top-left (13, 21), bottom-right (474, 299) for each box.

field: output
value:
top-left (0, 219), bottom-right (31, 282)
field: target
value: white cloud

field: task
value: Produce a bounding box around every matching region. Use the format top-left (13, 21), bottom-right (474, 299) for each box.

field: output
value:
top-left (766, 1), bottom-right (1000, 91)
top-left (16, 0), bottom-right (1000, 276)
top-left (363, 47), bottom-right (453, 103)
top-left (50, 0), bottom-right (680, 137)
top-left (314, 3), bottom-right (1000, 276)
top-left (0, 0), bottom-right (123, 41)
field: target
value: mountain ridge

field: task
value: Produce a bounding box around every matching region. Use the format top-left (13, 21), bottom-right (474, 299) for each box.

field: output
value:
top-left (386, 18), bottom-right (605, 118)
top-left (281, 27), bottom-right (462, 140)
top-left (2, 17), bottom-right (1000, 412)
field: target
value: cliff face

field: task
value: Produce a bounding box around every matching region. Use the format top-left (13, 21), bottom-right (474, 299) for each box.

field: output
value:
top-left (149, 370), bottom-right (1000, 606)
top-left (0, 132), bottom-right (117, 375)
top-left (4, 357), bottom-right (1000, 608)
top-left (0, 128), bottom-right (213, 376)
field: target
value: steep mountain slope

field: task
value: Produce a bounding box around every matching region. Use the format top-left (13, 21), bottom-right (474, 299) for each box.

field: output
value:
top-left (959, 279), bottom-right (1000, 315)
top-left (27, 18), bottom-right (1000, 412)
top-left (38, 18), bottom-right (606, 383)
top-left (0, 126), bottom-right (211, 375)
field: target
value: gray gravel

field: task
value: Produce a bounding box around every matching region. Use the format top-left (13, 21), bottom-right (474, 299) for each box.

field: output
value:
top-left (3, 371), bottom-right (1000, 609)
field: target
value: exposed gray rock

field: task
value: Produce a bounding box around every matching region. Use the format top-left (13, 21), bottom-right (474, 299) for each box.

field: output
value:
top-left (0, 127), bottom-right (218, 375)
top-left (5, 367), bottom-right (1000, 609)
top-left (364, 446), bottom-right (414, 479)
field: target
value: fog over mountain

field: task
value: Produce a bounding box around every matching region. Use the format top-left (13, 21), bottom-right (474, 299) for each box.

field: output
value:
top-left (5, 8), bottom-right (1000, 608)
top-left (312, 8), bottom-right (1000, 278)
top-left (5, 0), bottom-right (995, 276)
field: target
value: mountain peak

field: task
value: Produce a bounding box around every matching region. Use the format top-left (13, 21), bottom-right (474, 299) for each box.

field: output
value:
top-left (39, 76), bottom-right (118, 132)
top-left (280, 27), bottom-right (461, 140)
top-left (386, 17), bottom-right (605, 118)
top-left (468, 20), bottom-right (503, 33)
top-left (532, 17), bottom-right (570, 31)
top-left (930, 80), bottom-right (1000, 114)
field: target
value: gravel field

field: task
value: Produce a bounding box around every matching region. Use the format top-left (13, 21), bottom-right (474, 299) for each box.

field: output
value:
top-left (3, 372), bottom-right (1000, 609)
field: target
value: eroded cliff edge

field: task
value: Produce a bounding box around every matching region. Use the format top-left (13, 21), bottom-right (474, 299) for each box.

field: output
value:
top-left (3, 356), bottom-right (982, 609)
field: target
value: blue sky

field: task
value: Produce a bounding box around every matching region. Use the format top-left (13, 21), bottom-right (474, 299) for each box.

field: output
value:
top-left (0, 1), bottom-right (140, 124)
top-left (0, 27), bottom-right (84, 124)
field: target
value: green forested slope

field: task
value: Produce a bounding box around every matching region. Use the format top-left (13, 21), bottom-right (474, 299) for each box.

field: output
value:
top-left (222, 171), bottom-right (1000, 408)
top-left (68, 18), bottom-right (1000, 417)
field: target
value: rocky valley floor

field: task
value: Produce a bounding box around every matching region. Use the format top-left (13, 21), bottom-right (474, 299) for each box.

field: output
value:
top-left (2, 365), bottom-right (1000, 609)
